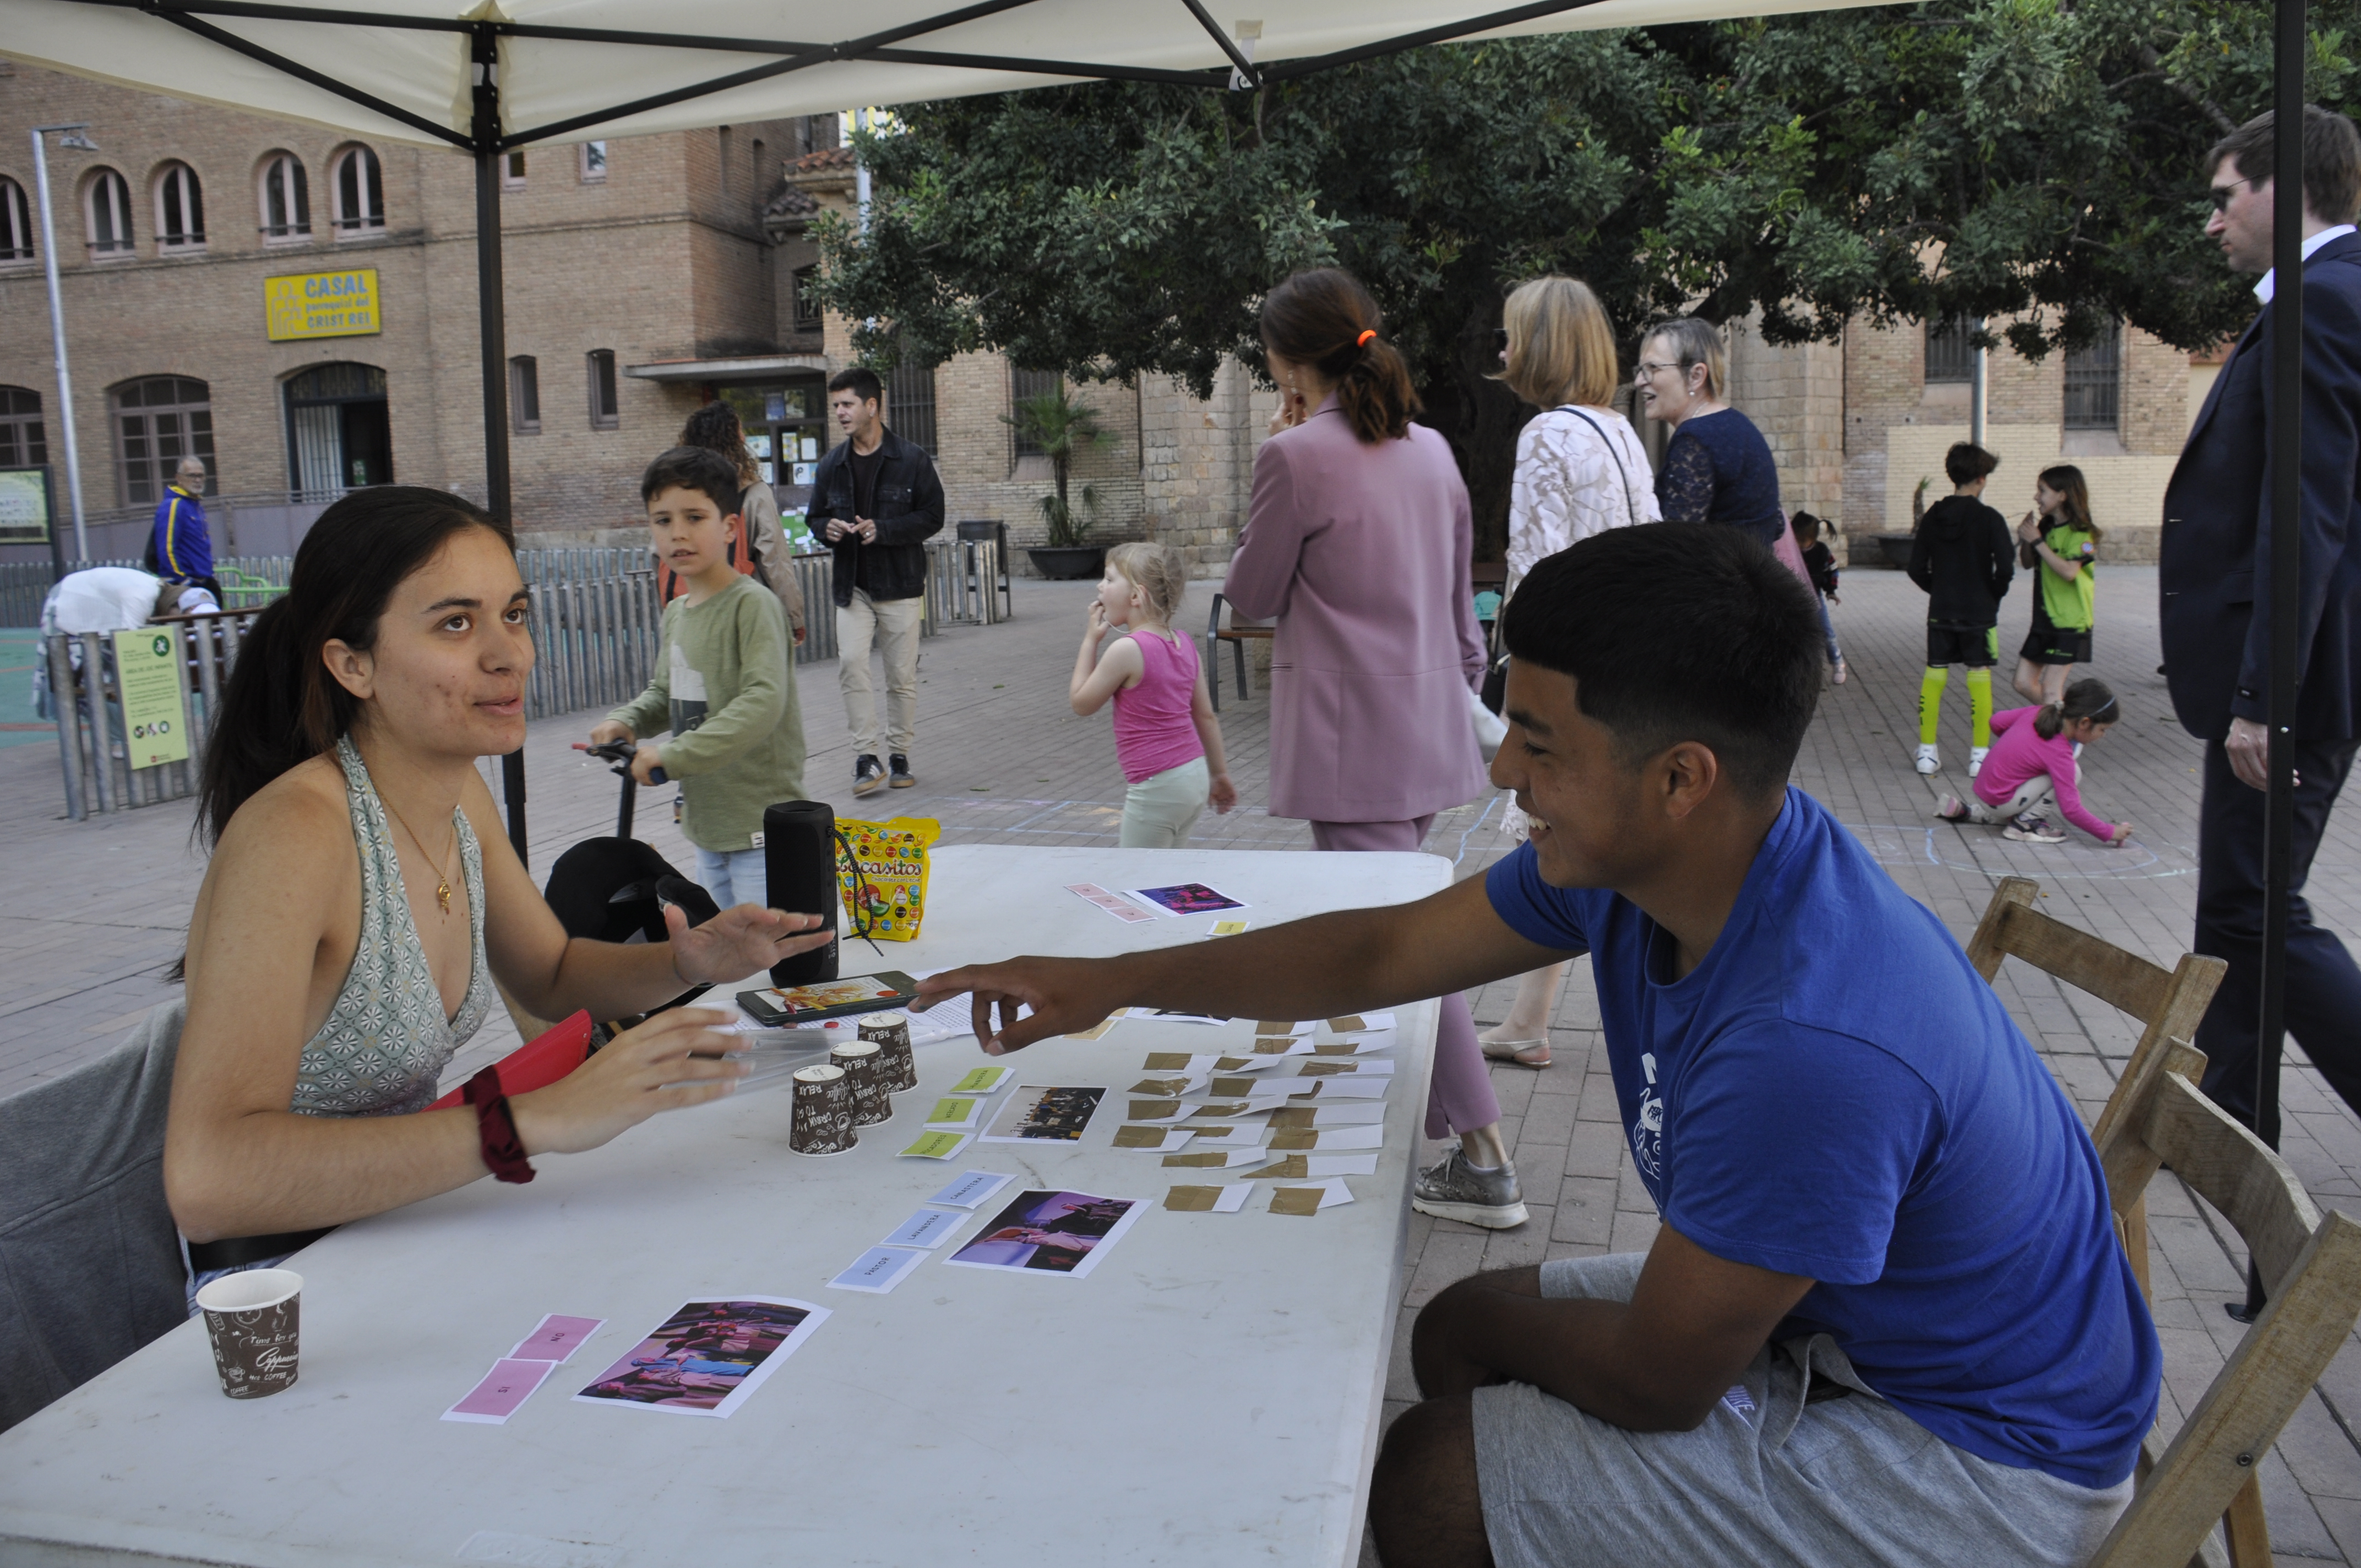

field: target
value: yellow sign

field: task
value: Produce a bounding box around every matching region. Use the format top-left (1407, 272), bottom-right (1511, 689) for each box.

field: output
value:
top-left (265, 269), bottom-right (380, 341)
top-left (113, 629), bottom-right (190, 769)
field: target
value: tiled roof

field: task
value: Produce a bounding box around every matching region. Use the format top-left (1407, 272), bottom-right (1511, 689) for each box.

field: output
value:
top-left (766, 187), bottom-right (820, 217)
top-left (791, 146), bottom-right (856, 172)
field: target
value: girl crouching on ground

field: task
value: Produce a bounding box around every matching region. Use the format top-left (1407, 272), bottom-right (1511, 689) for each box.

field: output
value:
top-left (1069, 542), bottom-right (1236, 847)
top-left (1937, 678), bottom-right (2133, 846)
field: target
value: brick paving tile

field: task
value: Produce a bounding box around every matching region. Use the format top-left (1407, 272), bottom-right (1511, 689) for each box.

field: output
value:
top-left (12, 565), bottom-right (2361, 1553)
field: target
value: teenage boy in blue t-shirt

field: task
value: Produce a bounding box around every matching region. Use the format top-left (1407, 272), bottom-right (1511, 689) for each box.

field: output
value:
top-left (918, 523), bottom-right (2158, 1568)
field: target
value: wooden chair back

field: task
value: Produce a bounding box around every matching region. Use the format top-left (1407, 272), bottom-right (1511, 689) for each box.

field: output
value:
top-left (2085, 1054), bottom-right (2361, 1567)
top-left (1965, 877), bottom-right (2226, 1296)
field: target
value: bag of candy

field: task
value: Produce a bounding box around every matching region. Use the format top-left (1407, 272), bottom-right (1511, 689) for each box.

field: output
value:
top-left (835, 816), bottom-right (939, 942)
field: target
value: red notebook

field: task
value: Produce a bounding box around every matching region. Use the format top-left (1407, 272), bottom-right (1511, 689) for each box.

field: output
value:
top-left (429, 1010), bottom-right (594, 1109)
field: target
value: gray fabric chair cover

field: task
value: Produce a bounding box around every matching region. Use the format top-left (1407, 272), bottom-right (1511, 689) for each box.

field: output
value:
top-left (0, 1000), bottom-right (187, 1434)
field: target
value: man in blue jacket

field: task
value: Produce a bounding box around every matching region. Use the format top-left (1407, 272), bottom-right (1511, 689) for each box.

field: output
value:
top-left (807, 368), bottom-right (944, 797)
top-left (148, 457), bottom-right (219, 600)
top-left (2162, 105), bottom-right (2361, 1124)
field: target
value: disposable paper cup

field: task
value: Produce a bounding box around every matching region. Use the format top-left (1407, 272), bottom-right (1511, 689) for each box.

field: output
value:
top-left (194, 1268), bottom-right (303, 1399)
top-left (858, 1012), bottom-right (918, 1093)
top-left (790, 1064), bottom-right (857, 1156)
top-left (831, 1040), bottom-right (891, 1126)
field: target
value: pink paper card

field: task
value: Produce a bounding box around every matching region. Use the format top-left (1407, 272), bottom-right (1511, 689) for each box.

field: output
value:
top-left (442, 1358), bottom-right (556, 1424)
top-left (509, 1314), bottom-right (605, 1363)
top-left (1065, 883), bottom-right (1157, 924)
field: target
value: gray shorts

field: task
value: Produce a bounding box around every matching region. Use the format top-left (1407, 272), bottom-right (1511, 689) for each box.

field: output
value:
top-left (1469, 1254), bottom-right (2130, 1568)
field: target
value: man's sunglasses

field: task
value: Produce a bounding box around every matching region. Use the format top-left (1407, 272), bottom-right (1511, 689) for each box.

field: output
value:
top-left (2210, 178), bottom-right (2259, 213)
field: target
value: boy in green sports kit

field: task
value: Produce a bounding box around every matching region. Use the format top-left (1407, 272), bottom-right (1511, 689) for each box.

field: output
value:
top-left (1906, 443), bottom-right (2016, 777)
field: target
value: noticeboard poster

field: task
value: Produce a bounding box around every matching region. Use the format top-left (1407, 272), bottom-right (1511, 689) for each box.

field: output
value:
top-left (113, 628), bottom-right (190, 769)
top-left (0, 466), bottom-right (51, 543)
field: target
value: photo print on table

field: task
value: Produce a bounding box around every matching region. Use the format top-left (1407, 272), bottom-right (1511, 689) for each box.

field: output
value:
top-left (1126, 883), bottom-right (1247, 917)
top-left (943, 1190), bottom-right (1145, 1279)
top-left (979, 1085), bottom-right (1108, 1143)
top-left (573, 1297), bottom-right (828, 1418)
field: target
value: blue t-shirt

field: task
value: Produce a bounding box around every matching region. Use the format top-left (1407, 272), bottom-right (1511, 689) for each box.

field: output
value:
top-left (1484, 788), bottom-right (2159, 1488)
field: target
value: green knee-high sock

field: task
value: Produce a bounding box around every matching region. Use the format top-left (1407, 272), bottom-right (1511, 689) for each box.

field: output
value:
top-left (1919, 667), bottom-right (1949, 744)
top-left (1967, 667), bottom-right (1993, 749)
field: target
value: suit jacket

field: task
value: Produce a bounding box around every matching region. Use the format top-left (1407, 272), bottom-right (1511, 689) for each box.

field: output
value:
top-left (2162, 231), bottom-right (2361, 742)
top-left (1223, 396), bottom-right (1489, 823)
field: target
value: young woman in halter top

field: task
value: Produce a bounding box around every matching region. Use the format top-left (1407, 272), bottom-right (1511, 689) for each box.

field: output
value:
top-left (165, 488), bottom-right (829, 1257)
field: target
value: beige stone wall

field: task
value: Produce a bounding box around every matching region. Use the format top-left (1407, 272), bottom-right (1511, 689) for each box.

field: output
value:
top-left (1723, 314), bottom-right (1845, 525)
top-left (1140, 358), bottom-right (1263, 574)
top-left (0, 62), bottom-right (793, 541)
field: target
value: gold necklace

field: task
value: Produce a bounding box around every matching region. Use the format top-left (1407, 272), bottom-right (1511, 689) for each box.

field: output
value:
top-left (380, 792), bottom-right (459, 917)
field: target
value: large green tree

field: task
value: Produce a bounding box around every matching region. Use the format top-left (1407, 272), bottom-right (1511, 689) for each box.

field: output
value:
top-left (815, 2), bottom-right (2359, 553)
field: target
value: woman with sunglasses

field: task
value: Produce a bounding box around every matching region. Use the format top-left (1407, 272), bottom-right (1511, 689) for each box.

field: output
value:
top-left (1634, 317), bottom-right (1788, 546)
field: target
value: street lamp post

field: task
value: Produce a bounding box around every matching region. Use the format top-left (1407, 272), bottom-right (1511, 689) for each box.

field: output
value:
top-left (30, 122), bottom-right (96, 565)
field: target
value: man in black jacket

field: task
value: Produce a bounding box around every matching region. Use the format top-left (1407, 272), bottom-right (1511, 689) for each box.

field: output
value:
top-left (2162, 106), bottom-right (2361, 1125)
top-left (1907, 443), bottom-right (2015, 782)
top-left (809, 368), bottom-right (946, 796)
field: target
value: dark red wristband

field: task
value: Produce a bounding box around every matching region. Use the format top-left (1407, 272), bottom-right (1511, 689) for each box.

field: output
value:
top-left (462, 1065), bottom-right (536, 1184)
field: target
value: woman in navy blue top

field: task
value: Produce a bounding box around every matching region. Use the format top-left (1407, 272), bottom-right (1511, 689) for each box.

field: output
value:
top-left (1636, 317), bottom-right (1786, 545)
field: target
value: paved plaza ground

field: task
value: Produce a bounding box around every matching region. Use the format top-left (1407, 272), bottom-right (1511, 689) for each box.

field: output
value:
top-left (7, 560), bottom-right (2361, 1560)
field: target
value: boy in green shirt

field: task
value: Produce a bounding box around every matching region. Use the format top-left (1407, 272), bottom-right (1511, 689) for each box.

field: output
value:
top-left (591, 447), bottom-right (807, 907)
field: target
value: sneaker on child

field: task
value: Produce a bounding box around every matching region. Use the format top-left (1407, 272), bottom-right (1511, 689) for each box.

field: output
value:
top-left (2005, 814), bottom-right (2066, 844)
top-left (1968, 746), bottom-right (1988, 777)
top-left (1915, 743), bottom-right (1940, 775)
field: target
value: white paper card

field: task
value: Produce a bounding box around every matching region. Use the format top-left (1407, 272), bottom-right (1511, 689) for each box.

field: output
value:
top-left (1324, 1012), bottom-right (1397, 1035)
top-left (1298, 1076), bottom-right (1390, 1099)
top-left (880, 1207), bottom-right (969, 1250)
top-left (829, 1246), bottom-right (927, 1294)
top-left (928, 1170), bottom-right (1018, 1209)
top-left (1277, 1124), bottom-right (1384, 1150)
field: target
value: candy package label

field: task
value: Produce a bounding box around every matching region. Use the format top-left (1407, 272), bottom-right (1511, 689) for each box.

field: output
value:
top-left (837, 816), bottom-right (940, 943)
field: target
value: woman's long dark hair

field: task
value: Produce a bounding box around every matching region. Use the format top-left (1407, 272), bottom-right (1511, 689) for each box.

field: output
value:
top-left (679, 402), bottom-right (759, 487)
top-left (2037, 464), bottom-right (2101, 542)
top-left (1260, 268), bottom-right (1421, 444)
top-left (195, 487), bottom-right (512, 847)
top-left (2033, 676), bottom-right (2118, 739)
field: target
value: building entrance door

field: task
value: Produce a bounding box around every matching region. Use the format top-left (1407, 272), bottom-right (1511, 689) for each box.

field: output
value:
top-left (285, 363), bottom-right (392, 495)
top-left (719, 379), bottom-right (827, 521)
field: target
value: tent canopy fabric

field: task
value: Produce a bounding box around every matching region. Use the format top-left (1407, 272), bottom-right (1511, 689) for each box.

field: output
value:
top-left (7, 0), bottom-right (1886, 151)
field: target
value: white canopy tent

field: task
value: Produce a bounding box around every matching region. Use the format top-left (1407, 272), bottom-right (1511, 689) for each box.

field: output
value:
top-left (4, 0), bottom-right (2321, 1202)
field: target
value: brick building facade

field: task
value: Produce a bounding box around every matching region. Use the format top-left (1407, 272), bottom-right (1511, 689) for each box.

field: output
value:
top-left (0, 58), bottom-right (826, 561)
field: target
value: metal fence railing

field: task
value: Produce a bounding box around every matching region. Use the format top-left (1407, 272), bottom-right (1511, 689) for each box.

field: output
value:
top-left (37, 537), bottom-right (1009, 819)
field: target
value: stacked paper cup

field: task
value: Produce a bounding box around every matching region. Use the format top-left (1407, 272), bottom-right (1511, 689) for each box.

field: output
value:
top-left (859, 1011), bottom-right (918, 1093)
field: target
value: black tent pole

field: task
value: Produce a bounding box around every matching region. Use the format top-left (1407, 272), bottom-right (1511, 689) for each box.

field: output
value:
top-left (471, 24), bottom-right (529, 870)
top-left (2243, 0), bottom-right (2308, 1321)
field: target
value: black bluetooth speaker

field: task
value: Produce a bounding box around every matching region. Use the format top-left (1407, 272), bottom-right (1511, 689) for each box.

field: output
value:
top-left (763, 799), bottom-right (841, 985)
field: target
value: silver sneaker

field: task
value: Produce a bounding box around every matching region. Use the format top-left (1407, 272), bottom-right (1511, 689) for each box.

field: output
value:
top-left (1411, 1149), bottom-right (1529, 1229)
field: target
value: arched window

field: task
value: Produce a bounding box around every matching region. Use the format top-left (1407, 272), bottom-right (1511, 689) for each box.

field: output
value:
top-left (154, 161), bottom-right (206, 251)
top-left (330, 145), bottom-right (384, 235)
top-left (0, 178), bottom-right (32, 264)
top-left (258, 152), bottom-right (310, 241)
top-left (84, 168), bottom-right (133, 258)
top-left (111, 376), bottom-right (213, 507)
top-left (0, 386), bottom-right (45, 470)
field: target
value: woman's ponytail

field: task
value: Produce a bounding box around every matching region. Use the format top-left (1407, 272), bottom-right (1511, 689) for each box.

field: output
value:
top-left (193, 486), bottom-right (510, 847)
top-left (1261, 268), bottom-right (1421, 444)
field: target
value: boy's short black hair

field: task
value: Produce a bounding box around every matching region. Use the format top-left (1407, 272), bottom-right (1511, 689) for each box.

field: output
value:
top-left (640, 445), bottom-right (744, 517)
top-left (1502, 524), bottom-right (1821, 800)
top-left (1944, 443), bottom-right (2000, 487)
top-left (828, 367), bottom-right (884, 406)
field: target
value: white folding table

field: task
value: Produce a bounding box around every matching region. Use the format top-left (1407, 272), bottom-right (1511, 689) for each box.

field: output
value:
top-left (0, 844), bottom-right (1446, 1568)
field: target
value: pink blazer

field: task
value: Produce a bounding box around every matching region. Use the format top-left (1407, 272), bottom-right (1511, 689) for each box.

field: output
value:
top-left (1223, 396), bottom-right (1490, 823)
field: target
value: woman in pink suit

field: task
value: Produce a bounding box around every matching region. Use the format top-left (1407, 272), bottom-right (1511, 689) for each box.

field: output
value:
top-left (1223, 268), bottom-right (1524, 1229)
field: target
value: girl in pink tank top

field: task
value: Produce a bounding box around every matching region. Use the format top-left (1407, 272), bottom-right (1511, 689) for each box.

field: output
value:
top-left (1068, 543), bottom-right (1237, 847)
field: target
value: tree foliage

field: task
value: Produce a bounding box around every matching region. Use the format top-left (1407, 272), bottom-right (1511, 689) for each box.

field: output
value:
top-left (813, 2), bottom-right (2361, 547)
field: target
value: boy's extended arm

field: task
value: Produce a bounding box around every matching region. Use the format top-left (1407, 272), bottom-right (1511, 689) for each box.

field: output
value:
top-left (651, 594), bottom-right (787, 777)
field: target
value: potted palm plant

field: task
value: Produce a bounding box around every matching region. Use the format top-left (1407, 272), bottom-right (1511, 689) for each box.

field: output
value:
top-left (1003, 383), bottom-right (1112, 579)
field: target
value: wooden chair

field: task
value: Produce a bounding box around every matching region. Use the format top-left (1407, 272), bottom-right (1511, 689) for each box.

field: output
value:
top-left (1205, 591), bottom-right (1271, 712)
top-left (1965, 876), bottom-right (2226, 1299)
top-left (2083, 1044), bottom-right (2361, 1567)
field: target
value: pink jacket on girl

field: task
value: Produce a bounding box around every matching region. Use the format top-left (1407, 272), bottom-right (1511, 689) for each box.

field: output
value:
top-left (1223, 394), bottom-right (1490, 823)
top-left (1974, 706), bottom-right (2119, 842)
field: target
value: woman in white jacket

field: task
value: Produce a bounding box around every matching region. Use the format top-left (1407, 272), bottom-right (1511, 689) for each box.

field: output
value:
top-left (1483, 276), bottom-right (1659, 1069)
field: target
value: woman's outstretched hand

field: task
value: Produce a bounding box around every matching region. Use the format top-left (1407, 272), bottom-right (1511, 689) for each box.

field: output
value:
top-left (509, 1006), bottom-right (748, 1155)
top-left (668, 903), bottom-right (831, 986)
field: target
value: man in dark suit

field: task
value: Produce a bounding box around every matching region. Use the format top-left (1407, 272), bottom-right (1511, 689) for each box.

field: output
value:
top-left (2162, 105), bottom-right (2361, 1125)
